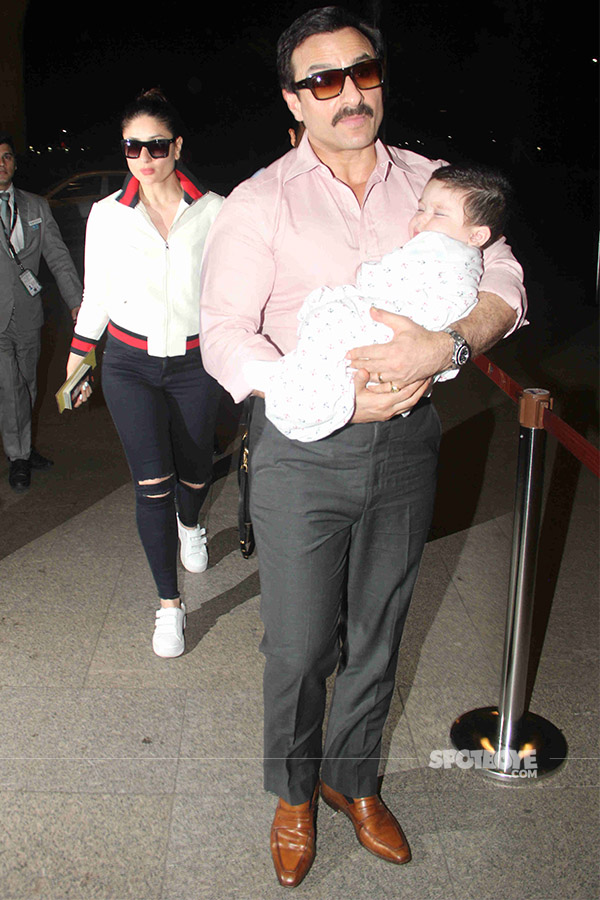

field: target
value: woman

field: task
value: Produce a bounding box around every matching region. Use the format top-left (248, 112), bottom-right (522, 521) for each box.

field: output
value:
top-left (66, 89), bottom-right (223, 658)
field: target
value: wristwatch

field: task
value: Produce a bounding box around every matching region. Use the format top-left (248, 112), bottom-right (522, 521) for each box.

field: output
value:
top-left (443, 328), bottom-right (471, 368)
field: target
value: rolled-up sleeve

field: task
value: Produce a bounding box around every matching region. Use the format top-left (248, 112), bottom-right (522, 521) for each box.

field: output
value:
top-left (199, 184), bottom-right (286, 403)
top-left (481, 236), bottom-right (528, 334)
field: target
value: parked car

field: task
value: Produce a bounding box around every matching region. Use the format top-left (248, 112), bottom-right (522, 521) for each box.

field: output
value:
top-left (44, 170), bottom-right (126, 275)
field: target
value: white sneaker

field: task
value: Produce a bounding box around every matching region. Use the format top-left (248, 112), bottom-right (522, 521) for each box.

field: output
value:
top-left (177, 518), bottom-right (208, 573)
top-left (152, 602), bottom-right (186, 658)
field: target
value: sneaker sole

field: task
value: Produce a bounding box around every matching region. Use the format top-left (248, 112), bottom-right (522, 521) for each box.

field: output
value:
top-left (180, 555), bottom-right (208, 574)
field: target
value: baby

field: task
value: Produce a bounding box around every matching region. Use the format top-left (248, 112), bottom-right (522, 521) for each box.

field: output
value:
top-left (247, 164), bottom-right (512, 442)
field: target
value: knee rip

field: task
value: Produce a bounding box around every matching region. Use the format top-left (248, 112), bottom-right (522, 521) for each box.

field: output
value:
top-left (180, 479), bottom-right (207, 491)
top-left (137, 473), bottom-right (175, 500)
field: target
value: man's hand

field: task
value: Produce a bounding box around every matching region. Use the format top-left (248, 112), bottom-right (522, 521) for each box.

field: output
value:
top-left (350, 367), bottom-right (432, 423)
top-left (346, 309), bottom-right (452, 387)
top-left (70, 305), bottom-right (80, 324)
top-left (346, 293), bottom-right (518, 388)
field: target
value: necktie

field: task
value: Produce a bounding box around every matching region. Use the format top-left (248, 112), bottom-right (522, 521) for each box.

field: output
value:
top-left (0, 192), bottom-right (10, 234)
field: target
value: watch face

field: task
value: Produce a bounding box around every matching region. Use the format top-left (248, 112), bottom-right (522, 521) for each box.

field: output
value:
top-left (457, 345), bottom-right (470, 366)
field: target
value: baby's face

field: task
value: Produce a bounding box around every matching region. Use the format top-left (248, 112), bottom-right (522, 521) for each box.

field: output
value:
top-left (409, 181), bottom-right (483, 246)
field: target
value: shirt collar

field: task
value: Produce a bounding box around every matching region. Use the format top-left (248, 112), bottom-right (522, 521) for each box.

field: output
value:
top-left (116, 163), bottom-right (205, 208)
top-left (283, 133), bottom-right (324, 181)
top-left (284, 134), bottom-right (416, 184)
top-left (372, 140), bottom-right (421, 181)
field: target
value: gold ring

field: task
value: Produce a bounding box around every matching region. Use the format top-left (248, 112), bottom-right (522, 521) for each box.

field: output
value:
top-left (377, 372), bottom-right (384, 384)
top-left (390, 383), bottom-right (400, 393)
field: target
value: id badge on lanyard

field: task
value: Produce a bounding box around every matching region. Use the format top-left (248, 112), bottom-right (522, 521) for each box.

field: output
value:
top-left (19, 267), bottom-right (43, 296)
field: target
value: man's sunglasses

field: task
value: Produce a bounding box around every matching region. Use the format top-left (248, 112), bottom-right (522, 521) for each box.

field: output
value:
top-left (121, 138), bottom-right (176, 159)
top-left (293, 58), bottom-right (384, 101)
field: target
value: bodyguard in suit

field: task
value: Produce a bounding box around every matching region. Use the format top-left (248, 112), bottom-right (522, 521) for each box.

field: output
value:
top-left (0, 134), bottom-right (82, 492)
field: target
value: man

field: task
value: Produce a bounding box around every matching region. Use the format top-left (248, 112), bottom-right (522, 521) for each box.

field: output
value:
top-left (200, 7), bottom-right (526, 888)
top-left (0, 134), bottom-right (82, 491)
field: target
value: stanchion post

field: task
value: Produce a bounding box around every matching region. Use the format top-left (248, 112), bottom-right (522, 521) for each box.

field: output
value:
top-left (497, 389), bottom-right (551, 759)
top-left (450, 389), bottom-right (568, 781)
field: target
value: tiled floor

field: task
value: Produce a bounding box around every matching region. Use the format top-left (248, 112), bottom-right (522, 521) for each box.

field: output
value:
top-left (0, 298), bottom-right (597, 899)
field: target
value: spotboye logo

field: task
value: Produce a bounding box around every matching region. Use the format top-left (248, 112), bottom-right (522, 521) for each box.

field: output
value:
top-left (429, 748), bottom-right (538, 778)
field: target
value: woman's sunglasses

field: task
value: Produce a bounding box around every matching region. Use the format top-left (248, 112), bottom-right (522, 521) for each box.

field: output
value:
top-left (293, 58), bottom-right (384, 101)
top-left (121, 138), bottom-right (176, 159)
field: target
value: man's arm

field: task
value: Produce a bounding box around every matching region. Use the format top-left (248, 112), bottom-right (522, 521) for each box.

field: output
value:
top-left (347, 235), bottom-right (526, 416)
top-left (39, 197), bottom-right (82, 316)
top-left (350, 291), bottom-right (517, 388)
top-left (200, 183), bottom-right (284, 403)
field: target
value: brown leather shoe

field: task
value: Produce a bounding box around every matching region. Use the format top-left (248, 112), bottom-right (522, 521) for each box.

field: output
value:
top-left (270, 784), bottom-right (318, 887)
top-left (320, 781), bottom-right (411, 864)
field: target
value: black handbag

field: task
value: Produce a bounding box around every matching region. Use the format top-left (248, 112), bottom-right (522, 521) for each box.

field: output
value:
top-left (238, 396), bottom-right (255, 558)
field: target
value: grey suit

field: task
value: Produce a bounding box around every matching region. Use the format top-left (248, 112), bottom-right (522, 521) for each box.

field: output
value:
top-left (0, 188), bottom-right (82, 459)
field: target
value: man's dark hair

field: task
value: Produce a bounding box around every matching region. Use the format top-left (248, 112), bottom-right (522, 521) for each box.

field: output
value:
top-left (429, 164), bottom-right (513, 247)
top-left (277, 6), bottom-right (385, 92)
top-left (120, 88), bottom-right (183, 139)
top-left (0, 134), bottom-right (16, 155)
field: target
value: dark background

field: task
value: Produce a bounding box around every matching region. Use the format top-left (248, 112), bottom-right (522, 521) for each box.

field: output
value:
top-left (21, 2), bottom-right (597, 174)
top-left (18, 0), bottom-right (600, 318)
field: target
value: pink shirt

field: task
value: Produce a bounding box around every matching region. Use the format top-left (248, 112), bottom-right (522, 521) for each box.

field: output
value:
top-left (200, 137), bottom-right (527, 403)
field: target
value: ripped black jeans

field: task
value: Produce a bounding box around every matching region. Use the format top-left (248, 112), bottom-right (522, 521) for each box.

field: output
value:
top-left (102, 336), bottom-right (221, 599)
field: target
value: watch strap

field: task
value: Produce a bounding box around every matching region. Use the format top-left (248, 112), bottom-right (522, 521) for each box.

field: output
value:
top-left (443, 328), bottom-right (471, 367)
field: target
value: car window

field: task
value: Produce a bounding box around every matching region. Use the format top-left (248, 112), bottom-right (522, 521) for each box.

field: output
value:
top-left (52, 176), bottom-right (103, 201)
top-left (104, 174), bottom-right (126, 195)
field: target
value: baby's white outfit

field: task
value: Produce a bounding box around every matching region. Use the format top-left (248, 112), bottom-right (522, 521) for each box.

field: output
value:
top-left (247, 231), bottom-right (483, 442)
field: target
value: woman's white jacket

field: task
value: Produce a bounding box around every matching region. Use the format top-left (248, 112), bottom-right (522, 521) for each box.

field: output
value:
top-left (74, 185), bottom-right (223, 358)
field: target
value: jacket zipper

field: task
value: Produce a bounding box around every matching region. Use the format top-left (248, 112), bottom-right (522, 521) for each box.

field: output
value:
top-left (164, 239), bottom-right (169, 353)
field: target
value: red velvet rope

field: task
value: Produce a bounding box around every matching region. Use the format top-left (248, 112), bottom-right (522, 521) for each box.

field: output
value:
top-left (472, 356), bottom-right (523, 405)
top-left (473, 355), bottom-right (599, 478)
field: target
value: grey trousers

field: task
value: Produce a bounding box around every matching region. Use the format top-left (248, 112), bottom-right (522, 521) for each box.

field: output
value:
top-left (249, 398), bottom-right (441, 804)
top-left (0, 314), bottom-right (41, 460)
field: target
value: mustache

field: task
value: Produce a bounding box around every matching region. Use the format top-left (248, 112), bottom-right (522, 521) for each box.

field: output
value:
top-left (332, 102), bottom-right (374, 127)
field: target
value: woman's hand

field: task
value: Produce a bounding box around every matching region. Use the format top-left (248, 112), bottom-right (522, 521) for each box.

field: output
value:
top-left (66, 352), bottom-right (92, 407)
